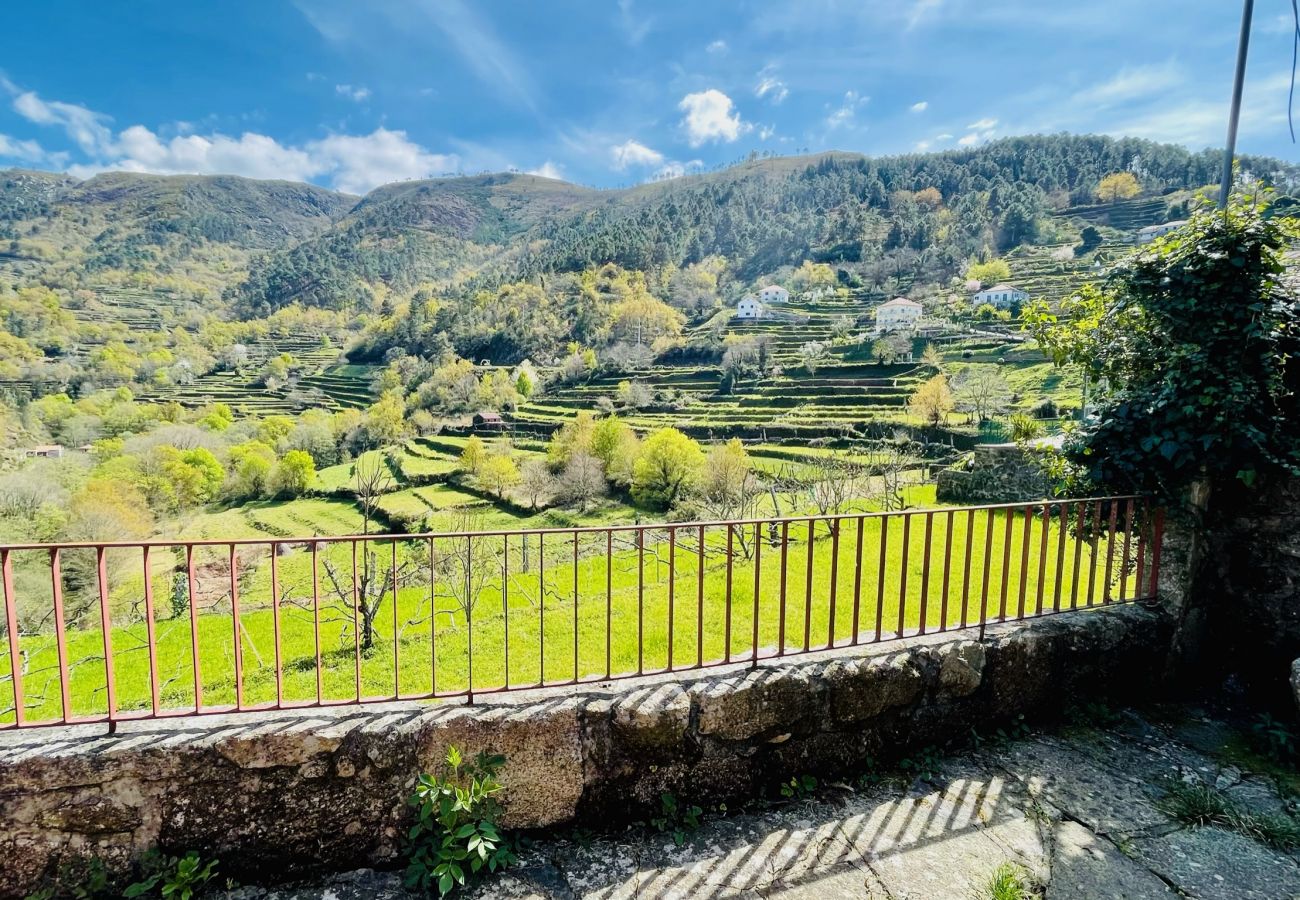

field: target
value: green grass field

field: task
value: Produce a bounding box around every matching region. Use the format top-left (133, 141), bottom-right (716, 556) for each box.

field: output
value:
top-left (1, 502), bottom-right (1150, 725)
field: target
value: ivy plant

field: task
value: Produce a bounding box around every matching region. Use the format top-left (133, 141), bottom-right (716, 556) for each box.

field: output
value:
top-left (405, 746), bottom-right (517, 897)
top-left (1025, 190), bottom-right (1299, 503)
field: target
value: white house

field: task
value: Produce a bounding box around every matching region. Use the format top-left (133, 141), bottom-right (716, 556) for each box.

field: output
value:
top-left (874, 297), bottom-right (923, 332)
top-left (972, 283), bottom-right (1028, 309)
top-left (1135, 220), bottom-right (1188, 244)
top-left (736, 295), bottom-right (765, 319)
top-left (758, 285), bottom-right (789, 304)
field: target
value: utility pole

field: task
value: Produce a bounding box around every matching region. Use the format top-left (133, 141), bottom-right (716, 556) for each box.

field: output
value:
top-left (1219, 0), bottom-right (1255, 209)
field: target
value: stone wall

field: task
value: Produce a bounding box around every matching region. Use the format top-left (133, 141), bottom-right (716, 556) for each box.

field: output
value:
top-left (0, 604), bottom-right (1168, 898)
top-left (1197, 477), bottom-right (1300, 699)
top-left (935, 443), bottom-right (1052, 504)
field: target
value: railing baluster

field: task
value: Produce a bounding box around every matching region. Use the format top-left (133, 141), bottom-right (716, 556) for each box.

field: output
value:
top-left (186, 545), bottom-right (202, 712)
top-left (1071, 502), bottom-right (1086, 609)
top-left (311, 541), bottom-right (322, 704)
top-left (667, 528), bottom-right (676, 672)
top-left (874, 516), bottom-right (888, 643)
top-left (999, 509), bottom-right (1014, 621)
top-left (1036, 504), bottom-right (1050, 615)
top-left (466, 535), bottom-right (474, 703)
top-left (918, 512), bottom-right (933, 635)
top-left (96, 547), bottom-right (116, 725)
top-left (351, 542), bottom-right (361, 701)
top-left (270, 543), bottom-right (282, 708)
top-left (230, 544), bottom-right (243, 710)
top-left (938, 511), bottom-right (953, 632)
top-left (980, 510), bottom-right (995, 638)
top-left (50, 549), bottom-right (70, 721)
top-left (1053, 503), bottom-right (1067, 613)
top-left (503, 535), bottom-right (510, 689)
top-left (1135, 498), bottom-right (1149, 600)
top-left (429, 537), bottom-right (438, 696)
top-left (896, 513), bottom-right (910, 638)
top-left (725, 525), bottom-right (734, 663)
top-left (1087, 502), bottom-right (1102, 606)
top-left (751, 522), bottom-right (762, 666)
top-left (695, 525), bottom-right (704, 668)
top-left (827, 517), bottom-right (840, 649)
top-left (391, 539), bottom-right (400, 698)
top-left (573, 531), bottom-right (580, 680)
top-left (851, 516), bottom-right (865, 644)
top-left (803, 519), bottom-right (814, 652)
top-left (778, 520), bottom-right (790, 655)
top-left (960, 509), bottom-right (974, 629)
top-left (3, 549), bottom-right (23, 726)
top-left (1103, 502), bottom-right (1120, 604)
top-left (1017, 506), bottom-right (1032, 619)
top-left (635, 529), bottom-right (643, 676)
top-left (140, 546), bottom-right (160, 716)
top-left (539, 533), bottom-right (546, 685)
top-left (1120, 499), bottom-right (1136, 601)
top-left (606, 530), bottom-right (613, 679)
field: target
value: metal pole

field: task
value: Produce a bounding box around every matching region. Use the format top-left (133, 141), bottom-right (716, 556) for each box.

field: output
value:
top-left (1219, 0), bottom-right (1255, 209)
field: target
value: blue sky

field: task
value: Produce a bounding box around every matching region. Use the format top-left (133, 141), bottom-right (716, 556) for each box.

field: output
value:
top-left (0, 0), bottom-right (1297, 194)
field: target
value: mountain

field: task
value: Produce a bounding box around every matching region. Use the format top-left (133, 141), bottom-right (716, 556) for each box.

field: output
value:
top-left (3, 134), bottom-right (1298, 322)
top-left (0, 170), bottom-right (355, 302)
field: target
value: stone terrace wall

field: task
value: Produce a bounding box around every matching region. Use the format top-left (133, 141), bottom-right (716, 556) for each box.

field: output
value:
top-left (0, 605), bottom-right (1169, 897)
top-left (935, 443), bottom-right (1053, 504)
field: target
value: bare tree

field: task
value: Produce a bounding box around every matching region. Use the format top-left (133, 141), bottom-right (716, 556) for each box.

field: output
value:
top-left (518, 459), bottom-right (553, 511)
top-left (558, 452), bottom-right (608, 512)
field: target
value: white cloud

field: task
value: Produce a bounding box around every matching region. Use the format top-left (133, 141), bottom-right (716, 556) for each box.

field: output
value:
top-left (758, 124), bottom-right (776, 140)
top-left (679, 89), bottom-right (748, 145)
top-left (958, 117), bottom-right (999, 147)
top-left (827, 91), bottom-right (869, 129)
top-left (910, 101), bottom-right (928, 112)
top-left (967, 117), bottom-right (998, 130)
top-left (706, 39), bottom-right (728, 54)
top-left (334, 84), bottom-right (371, 102)
top-left (9, 88), bottom-right (114, 156)
top-left (309, 129), bottom-right (459, 193)
top-left (654, 159), bottom-right (704, 180)
top-left (527, 160), bottom-right (564, 180)
top-left (610, 139), bottom-right (665, 169)
top-left (0, 133), bottom-right (55, 164)
top-left (755, 74), bottom-right (788, 104)
top-left (915, 140), bottom-right (931, 151)
top-left (1071, 62), bottom-right (1181, 107)
top-left (957, 134), bottom-right (980, 147)
top-left (936, 133), bottom-right (953, 141)
top-left (107, 125), bottom-right (320, 181)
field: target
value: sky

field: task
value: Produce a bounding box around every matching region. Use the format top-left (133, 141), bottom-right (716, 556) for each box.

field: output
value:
top-left (0, 0), bottom-right (1297, 195)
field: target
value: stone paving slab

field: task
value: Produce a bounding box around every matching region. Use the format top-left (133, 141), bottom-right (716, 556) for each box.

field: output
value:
top-left (219, 708), bottom-right (1300, 900)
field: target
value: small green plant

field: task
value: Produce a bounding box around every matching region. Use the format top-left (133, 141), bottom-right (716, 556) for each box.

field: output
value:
top-left (123, 852), bottom-right (218, 899)
top-left (899, 746), bottom-right (944, 783)
top-left (779, 774), bottom-right (818, 801)
top-left (1158, 777), bottom-right (1300, 851)
top-left (1250, 713), bottom-right (1297, 764)
top-left (649, 792), bottom-right (703, 846)
top-left (405, 746), bottom-right (517, 896)
top-left (976, 861), bottom-right (1038, 900)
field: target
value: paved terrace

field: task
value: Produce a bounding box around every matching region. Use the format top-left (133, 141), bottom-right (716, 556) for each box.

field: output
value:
top-left (224, 703), bottom-right (1300, 900)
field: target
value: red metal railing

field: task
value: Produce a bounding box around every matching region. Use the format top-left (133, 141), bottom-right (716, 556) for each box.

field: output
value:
top-left (0, 496), bottom-right (1161, 730)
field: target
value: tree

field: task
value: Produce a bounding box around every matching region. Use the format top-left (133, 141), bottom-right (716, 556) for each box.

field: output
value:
top-left (615, 380), bottom-right (653, 410)
top-left (363, 391), bottom-right (408, 447)
top-left (558, 452), bottom-right (608, 512)
top-left (920, 343), bottom-right (944, 370)
top-left (518, 459), bottom-right (553, 510)
top-left (692, 439), bottom-right (763, 556)
top-left (590, 416), bottom-right (639, 485)
top-left (272, 449), bottom-right (316, 497)
top-left (908, 374), bottom-right (954, 425)
top-left (965, 259), bottom-right (1012, 286)
top-left (799, 341), bottom-right (830, 375)
top-left (1095, 172), bottom-right (1140, 204)
top-left (953, 367), bottom-right (1013, 423)
top-left (479, 453), bottom-right (520, 498)
top-left (1025, 191), bottom-right (1299, 498)
top-left (459, 437), bottom-right (487, 476)
top-left (631, 428), bottom-right (705, 509)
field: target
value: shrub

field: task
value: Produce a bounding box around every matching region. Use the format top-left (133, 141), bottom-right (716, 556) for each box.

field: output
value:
top-left (405, 746), bottom-right (517, 897)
